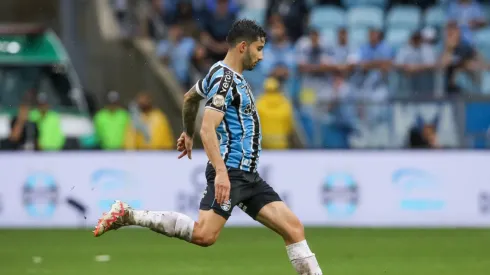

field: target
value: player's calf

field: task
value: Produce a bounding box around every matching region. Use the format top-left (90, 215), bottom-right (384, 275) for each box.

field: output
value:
top-left (255, 201), bottom-right (323, 275)
top-left (131, 210), bottom-right (195, 242)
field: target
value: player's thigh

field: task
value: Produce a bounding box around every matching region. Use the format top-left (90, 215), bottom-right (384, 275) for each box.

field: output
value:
top-left (238, 179), bottom-right (304, 244)
top-left (256, 201), bottom-right (305, 245)
top-left (199, 165), bottom-right (247, 220)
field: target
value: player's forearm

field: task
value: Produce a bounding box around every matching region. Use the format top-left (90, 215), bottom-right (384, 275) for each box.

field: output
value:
top-left (182, 85), bottom-right (202, 137)
top-left (200, 124), bottom-right (226, 172)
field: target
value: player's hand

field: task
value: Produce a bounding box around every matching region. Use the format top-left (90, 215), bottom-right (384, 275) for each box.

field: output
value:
top-left (177, 132), bottom-right (193, 159)
top-left (214, 169), bottom-right (230, 205)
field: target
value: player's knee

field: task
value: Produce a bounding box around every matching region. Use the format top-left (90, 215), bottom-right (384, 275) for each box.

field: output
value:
top-left (193, 234), bottom-right (217, 247)
top-left (192, 228), bottom-right (218, 247)
top-left (284, 218), bottom-right (305, 244)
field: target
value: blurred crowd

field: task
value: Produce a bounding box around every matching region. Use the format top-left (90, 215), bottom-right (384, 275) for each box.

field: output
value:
top-left (99, 0), bottom-right (490, 150)
top-left (2, 91), bottom-right (175, 151)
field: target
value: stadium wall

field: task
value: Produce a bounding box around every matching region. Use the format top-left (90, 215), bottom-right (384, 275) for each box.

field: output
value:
top-left (1, 151), bottom-right (489, 228)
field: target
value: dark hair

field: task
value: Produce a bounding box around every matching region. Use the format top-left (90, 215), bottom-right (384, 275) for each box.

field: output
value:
top-left (226, 19), bottom-right (267, 46)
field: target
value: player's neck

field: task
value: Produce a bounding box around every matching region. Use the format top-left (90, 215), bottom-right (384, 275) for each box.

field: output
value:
top-left (222, 52), bottom-right (243, 75)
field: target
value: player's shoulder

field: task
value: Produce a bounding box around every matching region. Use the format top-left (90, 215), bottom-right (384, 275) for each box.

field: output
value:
top-left (205, 62), bottom-right (225, 79)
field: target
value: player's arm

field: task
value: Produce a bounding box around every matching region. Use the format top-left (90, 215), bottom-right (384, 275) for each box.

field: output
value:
top-left (200, 109), bottom-right (226, 173)
top-left (182, 84), bottom-right (204, 137)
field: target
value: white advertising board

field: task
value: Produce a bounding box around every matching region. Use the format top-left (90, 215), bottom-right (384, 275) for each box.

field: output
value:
top-left (0, 151), bottom-right (489, 228)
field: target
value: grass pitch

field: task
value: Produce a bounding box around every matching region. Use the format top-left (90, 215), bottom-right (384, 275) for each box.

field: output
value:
top-left (0, 228), bottom-right (489, 275)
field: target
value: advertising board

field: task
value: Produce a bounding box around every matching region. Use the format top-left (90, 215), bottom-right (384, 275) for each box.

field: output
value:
top-left (0, 151), bottom-right (488, 228)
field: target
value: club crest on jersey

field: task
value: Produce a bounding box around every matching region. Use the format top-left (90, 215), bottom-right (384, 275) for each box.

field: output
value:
top-left (220, 199), bottom-right (231, 211)
top-left (213, 95), bottom-right (225, 107)
top-left (243, 103), bottom-right (255, 116)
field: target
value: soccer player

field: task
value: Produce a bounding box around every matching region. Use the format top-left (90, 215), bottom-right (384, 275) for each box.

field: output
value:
top-left (93, 19), bottom-right (323, 275)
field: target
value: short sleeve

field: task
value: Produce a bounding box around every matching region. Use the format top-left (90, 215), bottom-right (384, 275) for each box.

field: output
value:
top-left (195, 78), bottom-right (207, 98)
top-left (204, 68), bottom-right (235, 113)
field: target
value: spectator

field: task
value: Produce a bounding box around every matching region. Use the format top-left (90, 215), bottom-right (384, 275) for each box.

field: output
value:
top-left (29, 93), bottom-right (65, 151)
top-left (262, 21), bottom-right (296, 82)
top-left (440, 21), bottom-right (485, 94)
top-left (395, 30), bottom-right (437, 95)
top-left (296, 28), bottom-right (337, 103)
top-left (331, 27), bottom-right (355, 77)
top-left (256, 77), bottom-right (295, 149)
top-left (199, 0), bottom-right (237, 63)
top-left (146, 0), bottom-right (174, 39)
top-left (316, 72), bottom-right (354, 149)
top-left (350, 28), bottom-right (394, 129)
top-left (353, 28), bottom-right (394, 101)
top-left (266, 0), bottom-right (309, 42)
top-left (124, 92), bottom-right (174, 150)
top-left (157, 24), bottom-right (200, 88)
top-left (448, 0), bottom-right (487, 33)
top-left (2, 104), bottom-right (38, 150)
top-left (173, 0), bottom-right (201, 39)
top-left (94, 91), bottom-right (130, 150)
top-left (204, 0), bottom-right (240, 14)
top-left (407, 118), bottom-right (440, 149)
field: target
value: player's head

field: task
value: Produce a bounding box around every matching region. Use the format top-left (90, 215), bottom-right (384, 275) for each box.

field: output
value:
top-left (226, 19), bottom-right (266, 71)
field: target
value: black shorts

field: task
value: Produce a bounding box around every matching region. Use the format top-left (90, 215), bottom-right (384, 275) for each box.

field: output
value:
top-left (199, 163), bottom-right (282, 220)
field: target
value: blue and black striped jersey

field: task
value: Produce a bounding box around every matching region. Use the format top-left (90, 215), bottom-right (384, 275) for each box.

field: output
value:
top-left (196, 61), bottom-right (262, 172)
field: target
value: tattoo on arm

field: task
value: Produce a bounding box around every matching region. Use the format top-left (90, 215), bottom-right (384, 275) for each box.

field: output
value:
top-left (182, 85), bottom-right (203, 137)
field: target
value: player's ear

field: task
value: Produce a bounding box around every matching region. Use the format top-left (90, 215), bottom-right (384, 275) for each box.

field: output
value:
top-left (238, 41), bottom-right (247, 53)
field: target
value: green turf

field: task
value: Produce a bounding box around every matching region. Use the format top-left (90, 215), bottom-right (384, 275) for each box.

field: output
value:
top-left (0, 228), bottom-right (489, 275)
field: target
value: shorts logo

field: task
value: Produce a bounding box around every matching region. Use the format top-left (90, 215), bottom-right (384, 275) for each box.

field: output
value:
top-left (213, 95), bottom-right (225, 107)
top-left (221, 199), bottom-right (231, 211)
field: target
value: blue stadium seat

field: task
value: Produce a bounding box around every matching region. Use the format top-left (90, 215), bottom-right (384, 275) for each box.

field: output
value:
top-left (309, 6), bottom-right (346, 29)
top-left (342, 0), bottom-right (387, 9)
top-left (347, 6), bottom-right (384, 29)
top-left (320, 28), bottom-right (337, 44)
top-left (424, 6), bottom-right (446, 27)
top-left (483, 4), bottom-right (490, 20)
top-left (482, 72), bottom-right (490, 95)
top-left (386, 5), bottom-right (422, 30)
top-left (364, 0), bottom-right (388, 9)
top-left (474, 28), bottom-right (490, 47)
top-left (237, 8), bottom-right (265, 26)
top-left (385, 28), bottom-right (412, 50)
top-left (348, 27), bottom-right (369, 50)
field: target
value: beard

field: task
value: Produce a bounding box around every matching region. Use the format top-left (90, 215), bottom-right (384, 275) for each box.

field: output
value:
top-left (243, 51), bottom-right (258, 71)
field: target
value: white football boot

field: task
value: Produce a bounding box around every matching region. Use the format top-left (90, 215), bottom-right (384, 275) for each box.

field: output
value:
top-left (93, 200), bottom-right (133, 237)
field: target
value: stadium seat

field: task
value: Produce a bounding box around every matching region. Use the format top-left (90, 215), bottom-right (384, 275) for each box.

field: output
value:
top-left (320, 28), bottom-right (337, 44)
top-left (424, 6), bottom-right (446, 27)
top-left (342, 0), bottom-right (387, 9)
top-left (347, 6), bottom-right (384, 29)
top-left (474, 28), bottom-right (490, 47)
top-left (348, 27), bottom-right (369, 50)
top-left (309, 6), bottom-right (346, 29)
top-left (386, 5), bottom-right (422, 30)
top-left (385, 28), bottom-right (411, 50)
top-left (483, 4), bottom-right (490, 20)
top-left (363, 0), bottom-right (388, 9)
top-left (482, 72), bottom-right (490, 95)
top-left (237, 8), bottom-right (265, 26)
